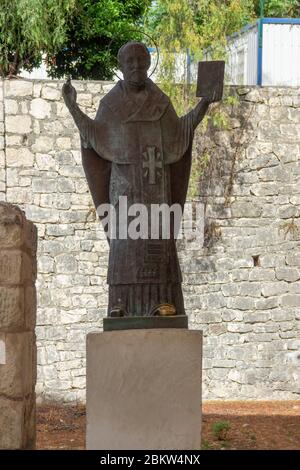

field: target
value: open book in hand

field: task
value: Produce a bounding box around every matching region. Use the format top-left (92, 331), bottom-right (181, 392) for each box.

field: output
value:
top-left (196, 60), bottom-right (225, 102)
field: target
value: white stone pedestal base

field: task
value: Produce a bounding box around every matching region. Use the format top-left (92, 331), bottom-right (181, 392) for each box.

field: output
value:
top-left (86, 329), bottom-right (202, 450)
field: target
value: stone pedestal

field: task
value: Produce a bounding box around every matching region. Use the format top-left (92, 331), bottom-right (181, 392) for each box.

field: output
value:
top-left (0, 203), bottom-right (37, 449)
top-left (86, 329), bottom-right (202, 450)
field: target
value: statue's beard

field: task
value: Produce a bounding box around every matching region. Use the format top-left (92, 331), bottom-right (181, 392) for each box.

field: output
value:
top-left (128, 80), bottom-right (146, 90)
top-left (124, 70), bottom-right (148, 89)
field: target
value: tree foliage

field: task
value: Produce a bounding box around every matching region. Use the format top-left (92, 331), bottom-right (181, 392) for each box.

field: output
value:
top-left (194, 0), bottom-right (255, 59)
top-left (147, 0), bottom-right (300, 63)
top-left (0, 0), bottom-right (76, 77)
top-left (145, 0), bottom-right (300, 108)
top-left (1, 0), bottom-right (298, 80)
top-left (145, 1), bottom-right (255, 200)
top-left (0, 0), bottom-right (151, 79)
top-left (47, 0), bottom-right (151, 80)
top-left (254, 0), bottom-right (300, 17)
top-left (145, 1), bottom-right (255, 112)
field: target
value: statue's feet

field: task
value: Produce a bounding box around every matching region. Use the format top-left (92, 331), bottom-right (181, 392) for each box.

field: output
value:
top-left (149, 303), bottom-right (177, 316)
top-left (109, 305), bottom-right (128, 317)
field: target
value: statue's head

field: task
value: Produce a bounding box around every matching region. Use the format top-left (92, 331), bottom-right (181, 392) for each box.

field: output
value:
top-left (118, 41), bottom-right (151, 88)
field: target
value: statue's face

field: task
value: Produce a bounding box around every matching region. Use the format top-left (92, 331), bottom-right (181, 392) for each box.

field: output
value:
top-left (119, 44), bottom-right (150, 87)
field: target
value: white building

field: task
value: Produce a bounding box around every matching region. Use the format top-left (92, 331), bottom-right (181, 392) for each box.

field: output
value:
top-left (224, 18), bottom-right (300, 86)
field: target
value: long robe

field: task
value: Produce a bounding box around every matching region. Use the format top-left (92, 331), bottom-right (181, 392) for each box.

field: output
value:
top-left (75, 79), bottom-right (196, 316)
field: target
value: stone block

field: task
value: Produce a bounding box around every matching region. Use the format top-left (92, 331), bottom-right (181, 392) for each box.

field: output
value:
top-left (58, 165), bottom-right (85, 178)
top-left (43, 121), bottom-right (65, 137)
top-left (0, 286), bottom-right (24, 330)
top-left (4, 80), bottom-right (33, 97)
top-left (243, 311), bottom-right (271, 323)
top-left (57, 177), bottom-right (75, 193)
top-left (5, 135), bottom-right (22, 146)
top-left (261, 282), bottom-right (288, 297)
top-left (56, 137), bottom-right (71, 150)
top-left (258, 166), bottom-right (290, 183)
top-left (0, 332), bottom-right (35, 397)
top-left (25, 205), bottom-right (59, 224)
top-left (5, 99), bottom-right (19, 114)
top-left (280, 123), bottom-right (300, 142)
top-left (259, 254), bottom-right (285, 268)
top-left (24, 286), bottom-right (37, 331)
top-left (255, 297), bottom-right (279, 310)
top-left (36, 153), bottom-right (57, 170)
top-left (250, 183), bottom-right (279, 196)
top-left (0, 397), bottom-right (24, 449)
top-left (0, 203), bottom-right (36, 253)
top-left (231, 202), bottom-right (263, 218)
top-left (32, 178), bottom-right (57, 193)
top-left (46, 224), bottom-right (74, 237)
top-left (0, 395), bottom-right (35, 449)
top-left (6, 148), bottom-right (34, 167)
top-left (41, 86), bottom-right (61, 101)
top-left (227, 297), bottom-right (256, 310)
top-left (0, 250), bottom-right (30, 284)
top-left (0, 203), bottom-right (24, 248)
top-left (281, 294), bottom-right (300, 308)
top-left (276, 267), bottom-right (300, 282)
top-left (30, 98), bottom-right (51, 119)
top-left (270, 309), bottom-right (295, 322)
top-left (55, 254), bottom-right (77, 274)
top-left (0, 151), bottom-right (5, 168)
top-left (32, 135), bottom-right (54, 153)
top-left (87, 329), bottom-right (202, 450)
top-left (15, 183), bottom-right (32, 200)
top-left (249, 268), bottom-right (275, 281)
top-left (5, 115), bottom-right (32, 134)
top-left (33, 82), bottom-right (42, 98)
top-left (258, 120), bottom-right (282, 141)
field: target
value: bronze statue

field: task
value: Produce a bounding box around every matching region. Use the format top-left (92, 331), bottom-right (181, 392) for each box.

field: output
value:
top-left (62, 41), bottom-right (217, 323)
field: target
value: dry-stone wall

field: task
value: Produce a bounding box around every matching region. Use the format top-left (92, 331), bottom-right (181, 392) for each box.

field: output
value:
top-left (0, 202), bottom-right (37, 448)
top-left (0, 78), bottom-right (299, 401)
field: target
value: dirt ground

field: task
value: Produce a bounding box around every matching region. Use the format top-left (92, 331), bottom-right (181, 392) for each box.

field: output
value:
top-left (36, 401), bottom-right (300, 450)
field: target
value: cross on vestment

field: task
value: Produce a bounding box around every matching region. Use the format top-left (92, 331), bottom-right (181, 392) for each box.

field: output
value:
top-left (142, 146), bottom-right (162, 185)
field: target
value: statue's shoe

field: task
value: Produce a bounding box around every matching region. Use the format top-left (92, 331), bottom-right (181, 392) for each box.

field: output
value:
top-left (109, 306), bottom-right (128, 317)
top-left (149, 303), bottom-right (177, 317)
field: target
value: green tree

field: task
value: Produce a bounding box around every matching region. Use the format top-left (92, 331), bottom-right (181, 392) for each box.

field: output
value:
top-left (254, 0), bottom-right (300, 17)
top-left (0, 0), bottom-right (151, 80)
top-left (146, 0), bottom-right (299, 83)
top-left (145, 0), bottom-right (299, 201)
top-left (145, 0), bottom-right (255, 111)
top-left (145, 1), bottom-right (253, 200)
top-left (147, 0), bottom-right (255, 60)
top-left (194, 0), bottom-right (255, 59)
top-left (47, 0), bottom-right (151, 80)
top-left (0, 0), bottom-right (76, 78)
